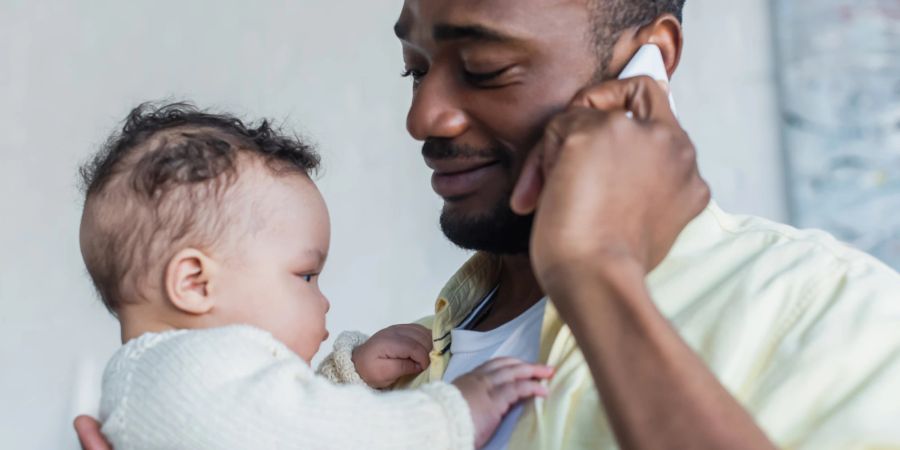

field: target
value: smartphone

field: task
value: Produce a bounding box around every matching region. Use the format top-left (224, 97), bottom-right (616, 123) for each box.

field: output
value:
top-left (617, 44), bottom-right (677, 116)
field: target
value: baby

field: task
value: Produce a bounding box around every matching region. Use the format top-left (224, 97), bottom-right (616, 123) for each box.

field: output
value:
top-left (78, 102), bottom-right (552, 450)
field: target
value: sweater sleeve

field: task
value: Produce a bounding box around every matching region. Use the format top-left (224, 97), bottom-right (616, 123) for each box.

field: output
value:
top-left (101, 326), bottom-right (474, 450)
top-left (316, 330), bottom-right (369, 385)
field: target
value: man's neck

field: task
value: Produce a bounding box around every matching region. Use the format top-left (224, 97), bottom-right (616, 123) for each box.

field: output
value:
top-left (469, 253), bottom-right (545, 332)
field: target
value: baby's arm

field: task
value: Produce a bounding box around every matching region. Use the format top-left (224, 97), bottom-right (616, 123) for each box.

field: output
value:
top-left (318, 323), bottom-right (433, 388)
top-left (102, 326), bottom-right (551, 450)
top-left (103, 327), bottom-right (550, 450)
top-left (316, 330), bottom-right (370, 385)
top-left (103, 326), bottom-right (471, 450)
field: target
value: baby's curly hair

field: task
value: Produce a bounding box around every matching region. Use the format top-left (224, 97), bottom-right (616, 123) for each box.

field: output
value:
top-left (79, 102), bottom-right (320, 314)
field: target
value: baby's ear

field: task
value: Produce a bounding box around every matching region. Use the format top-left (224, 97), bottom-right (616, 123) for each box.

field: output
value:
top-left (165, 248), bottom-right (216, 315)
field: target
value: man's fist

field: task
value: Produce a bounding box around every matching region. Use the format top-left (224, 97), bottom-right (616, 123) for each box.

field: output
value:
top-left (511, 76), bottom-right (709, 294)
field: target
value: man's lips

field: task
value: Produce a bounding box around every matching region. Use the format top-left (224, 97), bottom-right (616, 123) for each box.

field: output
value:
top-left (427, 158), bottom-right (501, 199)
top-left (425, 156), bottom-right (498, 174)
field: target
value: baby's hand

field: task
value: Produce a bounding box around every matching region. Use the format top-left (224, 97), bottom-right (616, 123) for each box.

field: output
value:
top-left (352, 324), bottom-right (433, 389)
top-left (452, 358), bottom-right (554, 449)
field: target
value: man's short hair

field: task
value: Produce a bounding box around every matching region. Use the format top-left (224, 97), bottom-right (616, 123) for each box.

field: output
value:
top-left (79, 102), bottom-right (320, 314)
top-left (590, 0), bottom-right (686, 68)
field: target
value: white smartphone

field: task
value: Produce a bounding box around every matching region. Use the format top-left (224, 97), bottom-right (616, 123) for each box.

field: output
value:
top-left (617, 44), bottom-right (677, 116)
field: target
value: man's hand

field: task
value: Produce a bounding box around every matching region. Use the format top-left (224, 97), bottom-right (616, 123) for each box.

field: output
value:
top-left (352, 324), bottom-right (433, 389)
top-left (511, 76), bottom-right (709, 294)
top-left (452, 358), bottom-right (554, 449)
top-left (510, 76), bottom-right (774, 450)
top-left (74, 415), bottom-right (111, 450)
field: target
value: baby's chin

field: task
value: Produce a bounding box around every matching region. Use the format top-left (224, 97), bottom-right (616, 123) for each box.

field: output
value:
top-left (294, 338), bottom-right (325, 364)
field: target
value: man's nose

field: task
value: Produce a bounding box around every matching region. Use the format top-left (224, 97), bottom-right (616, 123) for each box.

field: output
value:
top-left (322, 295), bottom-right (331, 314)
top-left (406, 72), bottom-right (469, 141)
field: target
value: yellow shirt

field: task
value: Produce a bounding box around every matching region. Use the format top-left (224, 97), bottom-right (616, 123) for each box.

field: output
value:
top-left (399, 202), bottom-right (900, 449)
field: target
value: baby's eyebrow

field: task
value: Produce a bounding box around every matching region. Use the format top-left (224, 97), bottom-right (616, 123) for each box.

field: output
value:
top-left (300, 249), bottom-right (327, 265)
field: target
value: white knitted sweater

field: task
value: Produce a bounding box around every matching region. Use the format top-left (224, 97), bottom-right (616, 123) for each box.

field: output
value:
top-left (99, 325), bottom-right (474, 450)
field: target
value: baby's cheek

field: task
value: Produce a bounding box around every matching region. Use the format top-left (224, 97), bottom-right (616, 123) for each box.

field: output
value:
top-left (297, 338), bottom-right (321, 363)
top-left (290, 327), bottom-right (321, 361)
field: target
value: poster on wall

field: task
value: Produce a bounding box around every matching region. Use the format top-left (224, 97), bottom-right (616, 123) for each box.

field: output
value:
top-left (774, 0), bottom-right (900, 269)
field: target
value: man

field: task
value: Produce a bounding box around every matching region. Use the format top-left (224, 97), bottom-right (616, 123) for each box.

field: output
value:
top-left (78, 0), bottom-right (900, 449)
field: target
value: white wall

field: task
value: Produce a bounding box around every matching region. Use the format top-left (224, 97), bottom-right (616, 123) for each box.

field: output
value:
top-left (0, 1), bottom-right (784, 448)
top-left (674, 0), bottom-right (788, 221)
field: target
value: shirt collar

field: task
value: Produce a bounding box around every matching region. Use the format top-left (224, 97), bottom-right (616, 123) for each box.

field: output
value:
top-left (431, 201), bottom-right (721, 337)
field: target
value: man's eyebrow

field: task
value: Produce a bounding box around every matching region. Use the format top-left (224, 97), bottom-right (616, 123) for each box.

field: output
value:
top-left (432, 24), bottom-right (519, 43)
top-left (393, 20), bottom-right (521, 44)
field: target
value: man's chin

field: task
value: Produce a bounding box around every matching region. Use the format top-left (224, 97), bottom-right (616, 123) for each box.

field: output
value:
top-left (439, 192), bottom-right (493, 213)
top-left (439, 201), bottom-right (533, 255)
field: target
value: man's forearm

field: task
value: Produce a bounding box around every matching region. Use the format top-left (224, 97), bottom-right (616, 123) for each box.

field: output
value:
top-left (547, 257), bottom-right (776, 450)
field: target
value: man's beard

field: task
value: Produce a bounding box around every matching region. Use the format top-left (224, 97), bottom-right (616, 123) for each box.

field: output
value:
top-left (440, 196), bottom-right (534, 255)
top-left (423, 138), bottom-right (533, 255)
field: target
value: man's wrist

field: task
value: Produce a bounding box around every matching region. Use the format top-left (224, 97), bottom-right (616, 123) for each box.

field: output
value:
top-left (538, 245), bottom-right (644, 299)
top-left (540, 250), bottom-right (650, 322)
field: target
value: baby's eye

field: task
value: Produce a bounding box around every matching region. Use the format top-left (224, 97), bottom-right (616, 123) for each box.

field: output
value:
top-left (297, 274), bottom-right (316, 283)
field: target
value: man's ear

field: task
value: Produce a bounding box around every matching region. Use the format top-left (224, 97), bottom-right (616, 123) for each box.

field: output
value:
top-left (608, 14), bottom-right (684, 79)
top-left (164, 248), bottom-right (216, 315)
top-left (637, 14), bottom-right (683, 78)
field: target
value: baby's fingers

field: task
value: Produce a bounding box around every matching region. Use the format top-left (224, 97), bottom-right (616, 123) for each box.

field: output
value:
top-left (495, 378), bottom-right (550, 411)
top-left (489, 362), bottom-right (555, 384)
top-left (386, 337), bottom-right (431, 369)
top-left (489, 363), bottom-right (553, 409)
top-left (392, 358), bottom-right (425, 376)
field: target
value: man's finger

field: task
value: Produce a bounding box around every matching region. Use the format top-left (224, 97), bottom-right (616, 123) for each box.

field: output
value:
top-left (512, 107), bottom-right (612, 215)
top-left (510, 143), bottom-right (543, 215)
top-left (511, 111), bottom-right (578, 215)
top-left (571, 76), bottom-right (675, 123)
top-left (74, 415), bottom-right (111, 450)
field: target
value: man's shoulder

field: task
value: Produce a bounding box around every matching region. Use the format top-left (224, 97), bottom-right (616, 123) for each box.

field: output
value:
top-left (713, 204), bottom-right (898, 301)
top-left (663, 202), bottom-right (898, 292)
top-left (710, 203), bottom-right (887, 267)
top-left (646, 203), bottom-right (900, 366)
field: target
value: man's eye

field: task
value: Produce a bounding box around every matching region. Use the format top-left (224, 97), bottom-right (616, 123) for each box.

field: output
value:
top-left (297, 274), bottom-right (316, 283)
top-left (401, 68), bottom-right (426, 83)
top-left (463, 66), bottom-right (512, 86)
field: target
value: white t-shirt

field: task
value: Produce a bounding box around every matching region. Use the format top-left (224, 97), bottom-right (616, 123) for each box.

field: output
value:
top-left (442, 288), bottom-right (548, 450)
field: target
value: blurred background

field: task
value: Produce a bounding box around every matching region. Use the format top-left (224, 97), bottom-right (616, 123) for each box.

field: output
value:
top-left (0, 0), bottom-right (896, 448)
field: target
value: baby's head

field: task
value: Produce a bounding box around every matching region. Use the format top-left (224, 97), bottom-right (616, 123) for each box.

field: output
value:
top-left (80, 102), bottom-right (331, 361)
